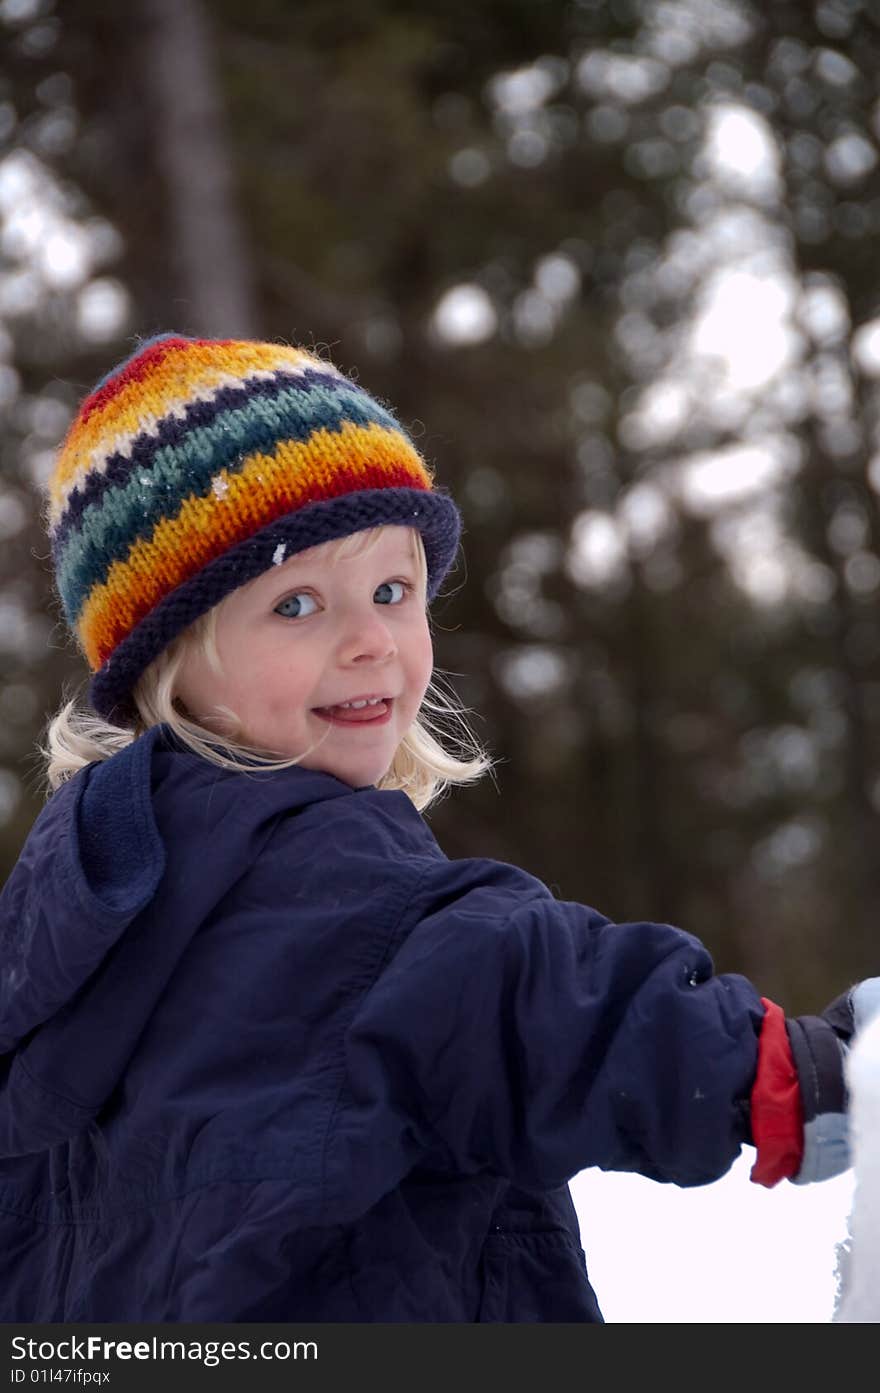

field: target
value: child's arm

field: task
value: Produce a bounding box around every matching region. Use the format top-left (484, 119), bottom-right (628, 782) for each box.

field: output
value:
top-left (341, 857), bottom-right (877, 1198)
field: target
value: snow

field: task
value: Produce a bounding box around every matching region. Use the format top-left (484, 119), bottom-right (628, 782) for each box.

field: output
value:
top-left (572, 1152), bottom-right (854, 1321)
top-left (572, 1012), bottom-right (880, 1321)
top-left (833, 1011), bottom-right (880, 1322)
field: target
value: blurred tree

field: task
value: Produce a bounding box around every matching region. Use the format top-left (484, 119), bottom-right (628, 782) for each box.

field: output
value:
top-left (142, 0), bottom-right (258, 335)
top-left (0, 0), bottom-right (134, 875)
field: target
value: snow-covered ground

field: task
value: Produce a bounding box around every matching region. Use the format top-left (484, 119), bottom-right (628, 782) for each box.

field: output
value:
top-left (572, 1154), bottom-right (854, 1322)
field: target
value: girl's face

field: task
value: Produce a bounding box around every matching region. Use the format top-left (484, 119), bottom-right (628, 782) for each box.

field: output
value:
top-left (175, 526), bottom-right (434, 788)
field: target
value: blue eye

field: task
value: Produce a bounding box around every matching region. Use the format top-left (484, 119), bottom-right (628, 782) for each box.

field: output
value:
top-left (374, 580), bottom-right (407, 605)
top-left (274, 592), bottom-right (318, 619)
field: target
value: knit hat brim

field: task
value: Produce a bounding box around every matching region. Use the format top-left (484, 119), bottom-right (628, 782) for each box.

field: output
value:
top-left (88, 486), bottom-right (460, 723)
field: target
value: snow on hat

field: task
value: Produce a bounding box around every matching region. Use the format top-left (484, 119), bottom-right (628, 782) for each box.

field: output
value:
top-left (47, 333), bottom-right (460, 722)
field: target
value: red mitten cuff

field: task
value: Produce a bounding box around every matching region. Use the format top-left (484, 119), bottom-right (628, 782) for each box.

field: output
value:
top-left (749, 997), bottom-right (804, 1187)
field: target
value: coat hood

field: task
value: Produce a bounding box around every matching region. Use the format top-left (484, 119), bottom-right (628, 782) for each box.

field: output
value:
top-left (0, 726), bottom-right (358, 1159)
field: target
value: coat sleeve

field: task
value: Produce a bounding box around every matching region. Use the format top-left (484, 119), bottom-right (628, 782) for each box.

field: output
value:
top-left (342, 859), bottom-right (765, 1194)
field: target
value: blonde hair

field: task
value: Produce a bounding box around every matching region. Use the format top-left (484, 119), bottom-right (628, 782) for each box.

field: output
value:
top-left (43, 529), bottom-right (491, 812)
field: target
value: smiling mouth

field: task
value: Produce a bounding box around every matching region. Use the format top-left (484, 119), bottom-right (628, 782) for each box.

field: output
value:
top-left (313, 697), bottom-right (394, 726)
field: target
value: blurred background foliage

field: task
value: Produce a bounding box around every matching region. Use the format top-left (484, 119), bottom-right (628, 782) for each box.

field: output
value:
top-left (2, 0), bottom-right (880, 1008)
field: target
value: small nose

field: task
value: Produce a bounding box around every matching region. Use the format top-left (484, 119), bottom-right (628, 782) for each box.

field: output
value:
top-left (340, 609), bottom-right (397, 665)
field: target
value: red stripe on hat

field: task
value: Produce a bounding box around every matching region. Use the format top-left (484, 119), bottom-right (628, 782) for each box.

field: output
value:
top-left (79, 336), bottom-right (235, 426)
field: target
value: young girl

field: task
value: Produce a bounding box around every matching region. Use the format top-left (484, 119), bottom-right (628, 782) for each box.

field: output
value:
top-left (1, 333), bottom-right (877, 1322)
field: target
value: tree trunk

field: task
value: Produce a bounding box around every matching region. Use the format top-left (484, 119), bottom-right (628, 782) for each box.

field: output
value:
top-left (141, 0), bottom-right (258, 337)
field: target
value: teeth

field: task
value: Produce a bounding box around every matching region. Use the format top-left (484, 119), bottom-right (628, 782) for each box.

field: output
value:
top-left (336, 698), bottom-right (384, 709)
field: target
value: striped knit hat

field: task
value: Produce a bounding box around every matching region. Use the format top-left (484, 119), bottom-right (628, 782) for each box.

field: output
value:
top-left (47, 333), bottom-right (460, 722)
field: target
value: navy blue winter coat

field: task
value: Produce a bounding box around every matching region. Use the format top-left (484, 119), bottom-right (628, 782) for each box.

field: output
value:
top-left (0, 726), bottom-right (765, 1321)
